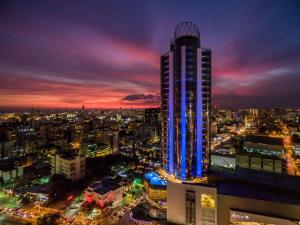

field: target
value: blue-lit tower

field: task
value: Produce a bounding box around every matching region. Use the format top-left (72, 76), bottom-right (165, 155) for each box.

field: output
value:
top-left (161, 22), bottom-right (211, 180)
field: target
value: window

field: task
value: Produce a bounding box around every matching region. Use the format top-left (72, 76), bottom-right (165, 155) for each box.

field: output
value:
top-left (201, 194), bottom-right (216, 225)
top-left (186, 190), bottom-right (196, 225)
top-left (201, 194), bottom-right (215, 208)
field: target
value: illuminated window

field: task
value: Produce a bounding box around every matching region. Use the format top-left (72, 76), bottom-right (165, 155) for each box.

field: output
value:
top-left (201, 194), bottom-right (216, 225)
top-left (201, 194), bottom-right (215, 209)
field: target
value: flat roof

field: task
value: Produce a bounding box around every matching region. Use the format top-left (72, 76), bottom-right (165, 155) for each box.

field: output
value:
top-left (244, 135), bottom-right (283, 146)
top-left (56, 151), bottom-right (81, 160)
top-left (175, 174), bottom-right (300, 205)
top-left (88, 179), bottom-right (121, 195)
top-left (144, 171), bottom-right (167, 187)
top-left (217, 180), bottom-right (300, 205)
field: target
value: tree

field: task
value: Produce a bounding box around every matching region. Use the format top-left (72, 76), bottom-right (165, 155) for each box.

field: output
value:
top-left (50, 174), bottom-right (71, 199)
top-left (37, 213), bottom-right (60, 225)
top-left (21, 195), bottom-right (31, 205)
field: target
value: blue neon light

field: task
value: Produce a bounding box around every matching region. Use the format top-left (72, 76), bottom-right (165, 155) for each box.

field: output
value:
top-left (144, 172), bottom-right (167, 187)
top-left (168, 53), bottom-right (174, 175)
top-left (196, 49), bottom-right (203, 177)
top-left (181, 47), bottom-right (186, 180)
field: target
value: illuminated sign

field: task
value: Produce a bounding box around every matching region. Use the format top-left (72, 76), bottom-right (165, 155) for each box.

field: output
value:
top-left (231, 211), bottom-right (250, 221)
top-left (230, 210), bottom-right (298, 225)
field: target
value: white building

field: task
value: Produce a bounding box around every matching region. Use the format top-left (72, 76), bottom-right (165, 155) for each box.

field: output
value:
top-left (84, 179), bottom-right (123, 208)
top-left (50, 153), bottom-right (85, 181)
top-left (167, 182), bottom-right (300, 225)
top-left (0, 166), bottom-right (23, 183)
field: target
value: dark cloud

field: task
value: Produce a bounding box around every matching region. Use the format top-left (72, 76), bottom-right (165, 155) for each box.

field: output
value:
top-left (123, 94), bottom-right (159, 102)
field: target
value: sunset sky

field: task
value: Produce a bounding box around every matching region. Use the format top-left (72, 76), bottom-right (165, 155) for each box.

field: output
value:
top-left (0, 0), bottom-right (300, 110)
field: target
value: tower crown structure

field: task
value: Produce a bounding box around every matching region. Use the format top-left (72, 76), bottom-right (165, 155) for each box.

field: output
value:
top-left (161, 22), bottom-right (211, 181)
top-left (174, 21), bottom-right (200, 39)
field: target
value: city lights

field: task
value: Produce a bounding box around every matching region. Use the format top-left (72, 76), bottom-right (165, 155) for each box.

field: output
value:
top-left (0, 1), bottom-right (300, 225)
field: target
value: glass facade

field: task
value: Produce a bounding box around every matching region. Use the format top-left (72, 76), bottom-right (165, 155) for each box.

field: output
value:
top-left (161, 22), bottom-right (211, 180)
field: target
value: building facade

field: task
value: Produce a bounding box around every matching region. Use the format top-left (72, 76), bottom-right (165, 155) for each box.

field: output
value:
top-left (167, 182), bottom-right (300, 225)
top-left (84, 179), bottom-right (123, 208)
top-left (145, 108), bottom-right (160, 125)
top-left (237, 135), bottom-right (285, 174)
top-left (50, 153), bottom-right (85, 181)
top-left (161, 22), bottom-right (211, 180)
top-left (144, 172), bottom-right (167, 218)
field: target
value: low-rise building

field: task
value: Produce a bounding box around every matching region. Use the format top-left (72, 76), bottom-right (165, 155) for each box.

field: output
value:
top-left (211, 153), bottom-right (236, 170)
top-left (84, 179), bottom-right (123, 208)
top-left (128, 171), bottom-right (167, 225)
top-left (236, 154), bottom-right (284, 173)
top-left (291, 135), bottom-right (300, 157)
top-left (0, 165), bottom-right (23, 183)
top-left (144, 172), bottom-right (167, 212)
top-left (237, 135), bottom-right (285, 173)
top-left (243, 135), bottom-right (284, 156)
top-left (50, 152), bottom-right (85, 181)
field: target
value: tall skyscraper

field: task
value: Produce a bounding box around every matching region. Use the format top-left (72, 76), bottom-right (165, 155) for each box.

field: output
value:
top-left (161, 22), bottom-right (211, 180)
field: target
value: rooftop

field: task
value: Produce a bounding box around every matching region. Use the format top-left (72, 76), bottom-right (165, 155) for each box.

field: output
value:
top-left (56, 151), bottom-right (82, 160)
top-left (87, 179), bottom-right (121, 195)
top-left (244, 135), bottom-right (283, 146)
top-left (217, 180), bottom-right (300, 205)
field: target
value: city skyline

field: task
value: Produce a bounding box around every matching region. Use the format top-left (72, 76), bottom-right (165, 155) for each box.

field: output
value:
top-left (1, 0), bottom-right (300, 111)
top-left (1, 2), bottom-right (300, 222)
